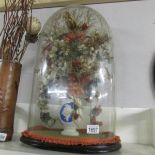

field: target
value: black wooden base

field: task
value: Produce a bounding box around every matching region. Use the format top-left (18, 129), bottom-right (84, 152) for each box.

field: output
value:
top-left (20, 136), bottom-right (121, 154)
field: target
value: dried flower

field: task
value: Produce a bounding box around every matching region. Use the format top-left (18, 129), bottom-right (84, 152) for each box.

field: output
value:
top-left (81, 23), bottom-right (89, 31)
top-left (64, 11), bottom-right (78, 31)
top-left (64, 31), bottom-right (85, 43)
top-left (26, 17), bottom-right (42, 35)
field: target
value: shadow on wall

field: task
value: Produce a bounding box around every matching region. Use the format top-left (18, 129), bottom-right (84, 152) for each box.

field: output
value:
top-left (151, 53), bottom-right (155, 100)
top-left (14, 104), bottom-right (29, 133)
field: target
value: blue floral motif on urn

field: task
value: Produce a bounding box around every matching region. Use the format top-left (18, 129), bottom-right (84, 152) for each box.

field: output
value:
top-left (60, 102), bottom-right (74, 124)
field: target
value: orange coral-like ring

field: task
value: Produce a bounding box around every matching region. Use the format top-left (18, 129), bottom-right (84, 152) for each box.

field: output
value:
top-left (22, 130), bottom-right (121, 146)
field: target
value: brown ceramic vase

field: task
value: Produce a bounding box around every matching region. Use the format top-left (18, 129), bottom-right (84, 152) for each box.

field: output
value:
top-left (0, 61), bottom-right (22, 141)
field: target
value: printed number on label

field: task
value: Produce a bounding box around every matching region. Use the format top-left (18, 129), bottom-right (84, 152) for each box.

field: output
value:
top-left (87, 125), bottom-right (99, 134)
top-left (0, 133), bottom-right (7, 141)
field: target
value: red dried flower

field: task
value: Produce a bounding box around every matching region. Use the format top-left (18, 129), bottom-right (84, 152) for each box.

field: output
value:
top-left (81, 23), bottom-right (89, 31)
top-left (64, 31), bottom-right (85, 43)
top-left (68, 82), bottom-right (84, 97)
top-left (72, 112), bottom-right (80, 120)
top-left (80, 73), bottom-right (92, 84)
top-left (72, 59), bottom-right (81, 67)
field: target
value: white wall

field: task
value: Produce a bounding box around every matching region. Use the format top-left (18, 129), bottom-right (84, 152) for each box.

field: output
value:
top-left (1, 0), bottom-right (154, 108)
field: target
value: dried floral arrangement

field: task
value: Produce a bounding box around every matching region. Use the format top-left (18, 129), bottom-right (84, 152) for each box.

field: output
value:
top-left (20, 7), bottom-right (122, 152)
top-left (37, 7), bottom-right (112, 127)
top-left (0, 0), bottom-right (41, 63)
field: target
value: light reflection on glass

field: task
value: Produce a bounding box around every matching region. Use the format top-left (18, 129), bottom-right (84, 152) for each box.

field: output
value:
top-left (48, 89), bottom-right (67, 99)
top-left (42, 61), bottom-right (47, 75)
top-left (99, 68), bottom-right (105, 83)
top-left (99, 93), bottom-right (108, 99)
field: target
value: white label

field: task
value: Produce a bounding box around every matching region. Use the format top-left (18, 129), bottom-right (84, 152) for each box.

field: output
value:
top-left (0, 133), bottom-right (7, 141)
top-left (87, 125), bottom-right (99, 134)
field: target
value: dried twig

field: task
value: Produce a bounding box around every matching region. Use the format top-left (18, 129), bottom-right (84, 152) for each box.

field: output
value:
top-left (0, 0), bottom-right (33, 62)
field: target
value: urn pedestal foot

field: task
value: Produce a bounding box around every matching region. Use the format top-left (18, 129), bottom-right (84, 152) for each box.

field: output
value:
top-left (61, 124), bottom-right (79, 136)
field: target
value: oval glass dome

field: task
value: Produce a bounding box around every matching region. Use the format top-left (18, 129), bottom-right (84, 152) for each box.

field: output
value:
top-left (21, 5), bottom-right (121, 153)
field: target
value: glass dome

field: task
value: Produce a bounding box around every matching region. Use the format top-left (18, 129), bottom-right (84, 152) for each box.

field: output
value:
top-left (21, 5), bottom-right (121, 153)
